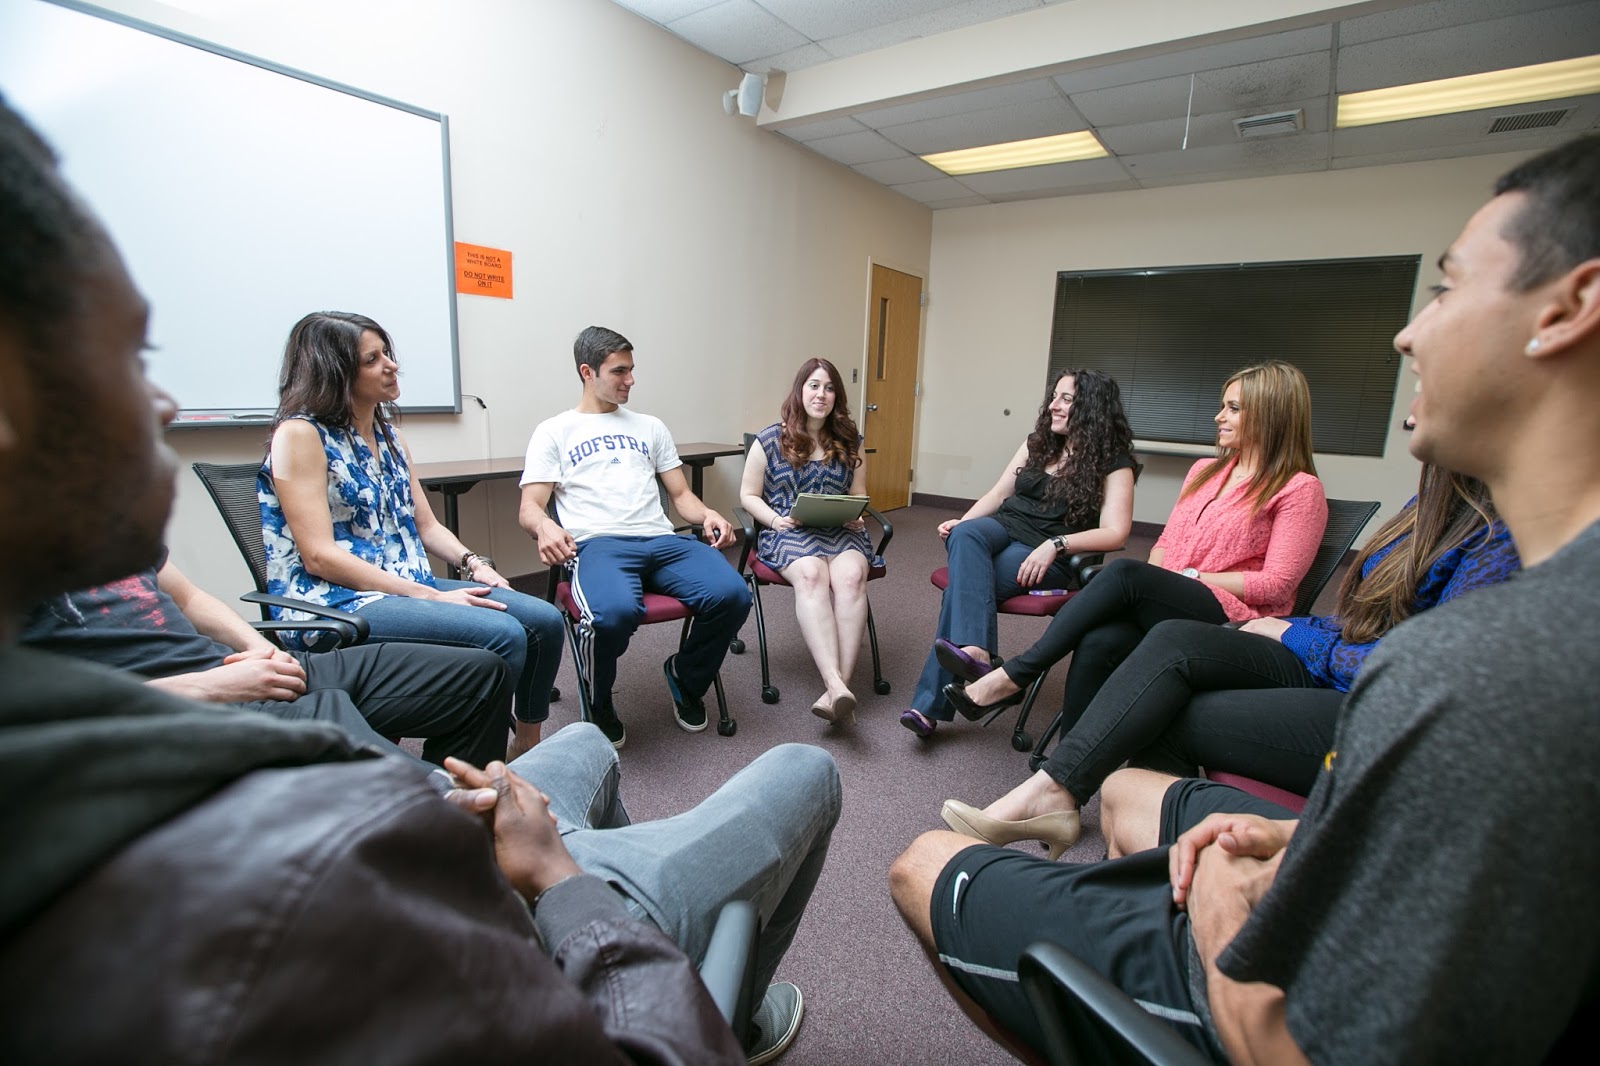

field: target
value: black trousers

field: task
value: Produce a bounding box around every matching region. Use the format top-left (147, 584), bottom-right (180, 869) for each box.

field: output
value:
top-left (240, 642), bottom-right (513, 770)
top-left (1004, 558), bottom-right (1228, 723)
top-left (1042, 617), bottom-right (1335, 804)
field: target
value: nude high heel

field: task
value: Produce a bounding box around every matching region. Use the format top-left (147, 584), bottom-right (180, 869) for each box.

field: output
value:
top-left (940, 799), bottom-right (1080, 861)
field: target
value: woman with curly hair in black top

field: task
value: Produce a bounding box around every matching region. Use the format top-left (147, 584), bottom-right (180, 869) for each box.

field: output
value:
top-left (902, 369), bottom-right (1139, 737)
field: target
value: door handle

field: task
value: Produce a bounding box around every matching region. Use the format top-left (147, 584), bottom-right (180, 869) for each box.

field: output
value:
top-left (865, 403), bottom-right (879, 412)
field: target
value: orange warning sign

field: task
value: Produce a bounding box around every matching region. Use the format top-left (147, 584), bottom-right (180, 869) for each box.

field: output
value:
top-left (455, 242), bottom-right (513, 298)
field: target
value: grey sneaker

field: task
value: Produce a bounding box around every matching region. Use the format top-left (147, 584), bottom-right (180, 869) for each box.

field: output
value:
top-left (746, 982), bottom-right (803, 1065)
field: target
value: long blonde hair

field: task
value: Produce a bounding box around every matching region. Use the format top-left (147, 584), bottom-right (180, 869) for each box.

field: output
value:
top-left (1180, 360), bottom-right (1316, 515)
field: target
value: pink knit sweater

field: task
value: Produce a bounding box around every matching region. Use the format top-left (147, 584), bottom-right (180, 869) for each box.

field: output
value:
top-left (1153, 458), bottom-right (1328, 621)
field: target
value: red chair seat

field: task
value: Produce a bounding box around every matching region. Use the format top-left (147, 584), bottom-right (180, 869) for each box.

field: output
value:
top-left (751, 557), bottom-right (887, 586)
top-left (929, 565), bottom-right (1075, 617)
top-left (556, 582), bottom-right (694, 625)
top-left (1204, 771), bottom-right (1307, 814)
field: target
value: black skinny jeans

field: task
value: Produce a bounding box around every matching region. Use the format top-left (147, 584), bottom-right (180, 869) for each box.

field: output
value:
top-left (1040, 617), bottom-right (1337, 804)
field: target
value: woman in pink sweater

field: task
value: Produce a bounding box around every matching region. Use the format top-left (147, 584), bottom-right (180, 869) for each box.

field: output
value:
top-left (940, 361), bottom-right (1327, 729)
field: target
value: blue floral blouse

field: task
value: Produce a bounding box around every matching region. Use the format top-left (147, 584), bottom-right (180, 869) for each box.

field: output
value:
top-left (258, 416), bottom-right (435, 647)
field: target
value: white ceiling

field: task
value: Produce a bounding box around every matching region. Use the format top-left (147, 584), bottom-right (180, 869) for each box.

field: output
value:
top-left (612, 0), bottom-right (1600, 207)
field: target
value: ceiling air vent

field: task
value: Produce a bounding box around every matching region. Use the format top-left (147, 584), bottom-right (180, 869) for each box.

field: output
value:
top-left (1233, 109), bottom-right (1304, 139)
top-left (1487, 109), bottom-right (1569, 134)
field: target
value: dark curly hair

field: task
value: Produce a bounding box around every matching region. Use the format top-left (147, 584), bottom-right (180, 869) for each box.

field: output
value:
top-left (777, 358), bottom-right (861, 471)
top-left (1021, 368), bottom-right (1138, 529)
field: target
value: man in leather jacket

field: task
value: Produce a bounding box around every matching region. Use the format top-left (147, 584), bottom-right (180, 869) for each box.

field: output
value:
top-left (0, 97), bottom-right (834, 1064)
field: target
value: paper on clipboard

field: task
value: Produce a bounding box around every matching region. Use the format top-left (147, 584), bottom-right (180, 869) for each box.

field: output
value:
top-left (789, 493), bottom-right (869, 528)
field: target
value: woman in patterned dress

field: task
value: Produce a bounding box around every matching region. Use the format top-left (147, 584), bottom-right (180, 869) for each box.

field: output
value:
top-left (739, 358), bottom-right (875, 723)
top-left (258, 311), bottom-right (564, 757)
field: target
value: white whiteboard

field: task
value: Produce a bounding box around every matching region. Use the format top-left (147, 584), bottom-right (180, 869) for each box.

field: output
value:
top-left (0, 0), bottom-right (460, 423)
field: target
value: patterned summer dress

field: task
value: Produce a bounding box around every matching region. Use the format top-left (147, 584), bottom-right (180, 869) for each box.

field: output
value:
top-left (258, 416), bottom-right (436, 647)
top-left (753, 423), bottom-right (880, 570)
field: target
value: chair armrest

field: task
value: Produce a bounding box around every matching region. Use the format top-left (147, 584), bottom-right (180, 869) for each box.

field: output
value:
top-left (241, 591), bottom-right (369, 648)
top-left (699, 899), bottom-right (759, 1036)
top-left (1019, 941), bottom-right (1211, 1066)
top-left (733, 505), bottom-right (758, 573)
top-left (865, 506), bottom-right (894, 557)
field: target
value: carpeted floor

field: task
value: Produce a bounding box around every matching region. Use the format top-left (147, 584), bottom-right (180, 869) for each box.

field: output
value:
top-left (499, 504), bottom-right (1345, 1065)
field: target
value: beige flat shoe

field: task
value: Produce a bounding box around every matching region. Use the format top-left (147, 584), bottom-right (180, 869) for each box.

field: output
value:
top-left (940, 799), bottom-right (1080, 861)
top-left (810, 695), bottom-right (837, 722)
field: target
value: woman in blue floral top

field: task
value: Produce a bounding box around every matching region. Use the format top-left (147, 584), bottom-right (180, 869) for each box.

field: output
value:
top-left (259, 312), bottom-right (564, 756)
top-left (941, 465), bottom-right (1519, 856)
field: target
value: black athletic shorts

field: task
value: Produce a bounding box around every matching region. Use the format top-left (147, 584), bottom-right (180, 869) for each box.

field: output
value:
top-left (1159, 778), bottom-right (1299, 845)
top-left (928, 843), bottom-right (1221, 1058)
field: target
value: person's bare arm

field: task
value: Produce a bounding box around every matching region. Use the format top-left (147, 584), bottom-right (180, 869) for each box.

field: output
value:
top-left (660, 466), bottom-right (734, 548)
top-left (739, 442), bottom-right (796, 531)
top-left (398, 434), bottom-right (509, 589)
top-left (938, 440), bottom-right (1027, 539)
top-left (519, 481), bottom-right (578, 565)
top-left (157, 558), bottom-right (276, 655)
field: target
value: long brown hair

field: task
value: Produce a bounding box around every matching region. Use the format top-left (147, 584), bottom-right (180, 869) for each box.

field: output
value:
top-left (1020, 369), bottom-right (1139, 527)
top-left (1180, 360), bottom-right (1315, 515)
top-left (777, 358), bottom-right (861, 470)
top-left (1335, 466), bottom-right (1498, 643)
top-left (273, 311), bottom-right (397, 430)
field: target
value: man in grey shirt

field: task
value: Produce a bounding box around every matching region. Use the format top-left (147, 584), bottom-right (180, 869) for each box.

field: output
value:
top-left (891, 134), bottom-right (1600, 1063)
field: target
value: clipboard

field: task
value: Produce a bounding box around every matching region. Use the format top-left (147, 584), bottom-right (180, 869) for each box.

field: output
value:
top-left (789, 493), bottom-right (869, 528)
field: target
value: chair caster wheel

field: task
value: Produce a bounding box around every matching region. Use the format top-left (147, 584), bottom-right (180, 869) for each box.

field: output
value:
top-left (1011, 731), bottom-right (1034, 753)
top-left (730, 638), bottom-right (745, 654)
top-left (761, 686), bottom-right (780, 704)
top-left (549, 686), bottom-right (561, 702)
top-left (874, 679), bottom-right (891, 695)
top-left (1028, 754), bottom-right (1045, 773)
top-left (718, 719), bottom-right (737, 736)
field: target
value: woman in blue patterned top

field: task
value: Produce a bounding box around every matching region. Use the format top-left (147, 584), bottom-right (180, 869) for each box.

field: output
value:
top-left (941, 465), bottom-right (1520, 858)
top-left (739, 359), bottom-right (875, 723)
top-left (258, 311), bottom-right (564, 757)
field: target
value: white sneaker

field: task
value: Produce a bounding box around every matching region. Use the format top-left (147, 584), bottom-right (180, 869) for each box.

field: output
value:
top-left (746, 982), bottom-right (804, 1065)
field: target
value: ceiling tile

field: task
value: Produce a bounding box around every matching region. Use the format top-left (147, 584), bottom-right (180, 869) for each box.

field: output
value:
top-left (1332, 95), bottom-right (1597, 158)
top-left (1097, 97), bottom-right (1329, 156)
top-left (851, 155), bottom-right (949, 183)
top-left (751, 0), bottom-right (966, 41)
top-left (1337, 0), bottom-right (1579, 46)
top-left (1051, 25), bottom-right (1331, 95)
top-left (924, 194), bottom-right (992, 208)
top-left (955, 155), bottom-right (1130, 195)
top-left (1336, 4), bottom-right (1600, 93)
top-left (818, 0), bottom-right (1040, 61)
top-left (1133, 157), bottom-right (1325, 188)
top-left (667, 0), bottom-right (810, 64)
top-left (775, 115), bottom-right (869, 141)
top-left (804, 128), bottom-right (913, 164)
top-left (1120, 132), bottom-right (1330, 180)
top-left (1070, 52), bottom-right (1332, 128)
top-left (854, 77), bottom-right (1061, 128)
top-left (876, 95), bottom-right (1085, 154)
top-left (743, 42), bottom-right (837, 73)
top-left (986, 178), bottom-right (1138, 202)
top-left (891, 176), bottom-right (978, 201)
top-left (611, 0), bottom-right (726, 23)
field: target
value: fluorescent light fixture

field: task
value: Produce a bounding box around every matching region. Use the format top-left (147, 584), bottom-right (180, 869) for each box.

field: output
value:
top-left (921, 130), bottom-right (1107, 175)
top-left (1337, 54), bottom-right (1600, 128)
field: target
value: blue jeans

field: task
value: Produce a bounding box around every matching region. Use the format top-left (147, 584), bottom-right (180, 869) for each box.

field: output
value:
top-left (568, 534), bottom-right (751, 712)
top-left (511, 723), bottom-right (841, 992)
top-left (912, 517), bottom-right (1076, 721)
top-left (352, 580), bottom-right (564, 723)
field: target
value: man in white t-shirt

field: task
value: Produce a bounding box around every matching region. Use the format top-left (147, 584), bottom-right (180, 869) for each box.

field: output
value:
top-left (519, 326), bottom-right (750, 748)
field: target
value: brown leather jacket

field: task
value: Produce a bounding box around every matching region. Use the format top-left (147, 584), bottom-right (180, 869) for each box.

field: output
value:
top-left (0, 647), bottom-right (742, 1064)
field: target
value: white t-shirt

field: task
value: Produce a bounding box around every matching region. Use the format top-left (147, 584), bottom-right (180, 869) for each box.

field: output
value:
top-left (521, 407), bottom-right (681, 542)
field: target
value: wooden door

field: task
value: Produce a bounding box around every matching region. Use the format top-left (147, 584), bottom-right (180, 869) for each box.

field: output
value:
top-left (862, 263), bottom-right (922, 510)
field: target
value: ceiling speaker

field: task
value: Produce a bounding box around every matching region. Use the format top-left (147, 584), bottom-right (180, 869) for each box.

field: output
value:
top-left (723, 71), bottom-right (765, 118)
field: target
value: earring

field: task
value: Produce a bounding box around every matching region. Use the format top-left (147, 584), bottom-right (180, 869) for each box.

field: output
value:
top-left (1526, 337), bottom-right (1541, 354)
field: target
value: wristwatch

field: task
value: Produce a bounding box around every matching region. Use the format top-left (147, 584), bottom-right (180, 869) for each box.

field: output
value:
top-left (1051, 534), bottom-right (1070, 555)
top-left (1180, 567), bottom-right (1200, 579)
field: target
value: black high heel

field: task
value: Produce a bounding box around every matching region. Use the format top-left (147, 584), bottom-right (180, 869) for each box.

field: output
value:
top-left (941, 681), bottom-right (1024, 722)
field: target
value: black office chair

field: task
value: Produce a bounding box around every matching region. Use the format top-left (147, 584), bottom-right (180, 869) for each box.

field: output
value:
top-left (192, 461), bottom-right (368, 648)
top-left (1022, 497), bottom-right (1381, 772)
top-left (732, 433), bottom-right (894, 704)
top-left (543, 482), bottom-right (737, 737)
top-left (1018, 941), bottom-right (1211, 1066)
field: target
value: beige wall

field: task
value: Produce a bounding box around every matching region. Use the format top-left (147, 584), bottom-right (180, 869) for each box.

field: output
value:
top-left (78, 0), bottom-right (932, 601)
top-left (916, 152), bottom-right (1532, 527)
